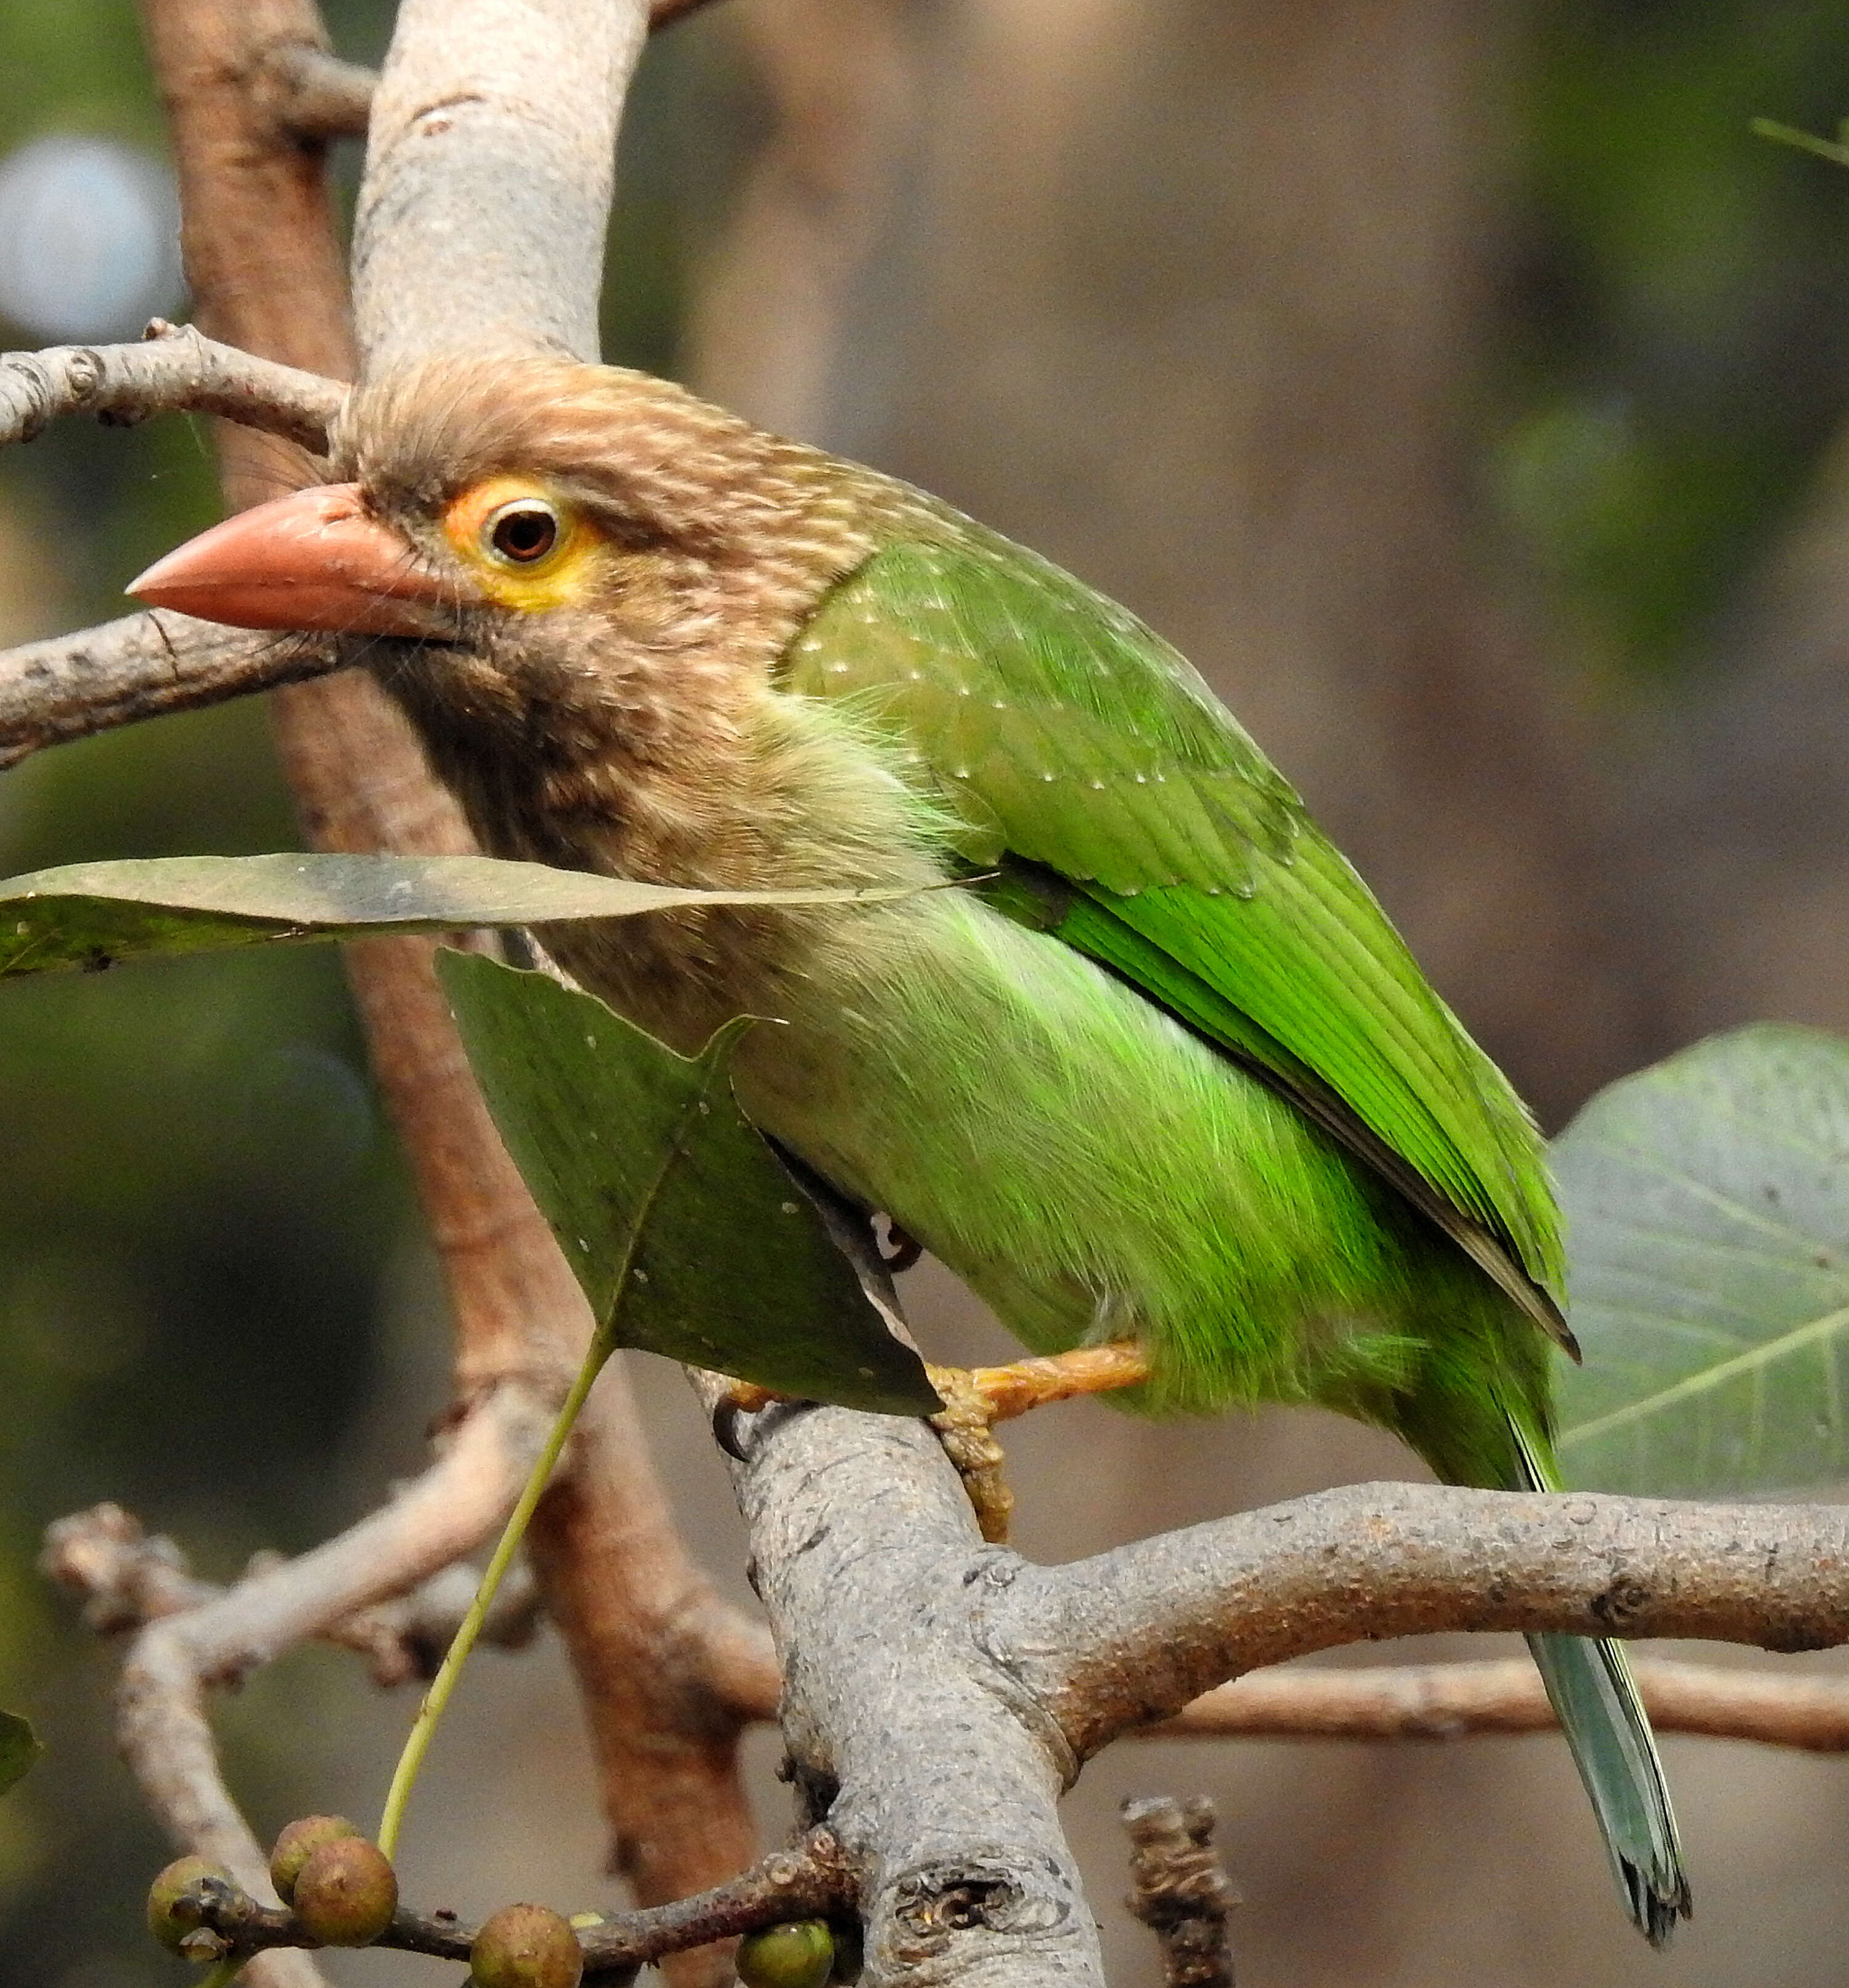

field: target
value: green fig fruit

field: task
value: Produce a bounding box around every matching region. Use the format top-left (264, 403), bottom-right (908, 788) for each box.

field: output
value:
top-left (737, 1919), bottom-right (836, 1988)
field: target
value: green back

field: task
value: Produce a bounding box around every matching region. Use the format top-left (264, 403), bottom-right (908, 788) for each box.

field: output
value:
top-left (783, 530), bottom-right (1568, 1329)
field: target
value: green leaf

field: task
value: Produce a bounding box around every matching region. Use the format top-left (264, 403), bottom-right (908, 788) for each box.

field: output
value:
top-left (437, 949), bottom-right (941, 1415)
top-left (0, 1712), bottom-right (40, 1798)
top-left (1555, 1023), bottom-right (1849, 1496)
top-left (0, 853), bottom-right (907, 978)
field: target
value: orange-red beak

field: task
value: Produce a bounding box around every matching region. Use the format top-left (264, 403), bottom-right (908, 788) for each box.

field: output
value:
top-left (128, 483), bottom-right (459, 639)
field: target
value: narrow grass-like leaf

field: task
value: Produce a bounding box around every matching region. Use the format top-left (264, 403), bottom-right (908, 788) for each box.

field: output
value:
top-left (0, 852), bottom-right (905, 977)
top-left (437, 949), bottom-right (939, 1414)
top-left (0, 1713), bottom-right (39, 1798)
top-left (1555, 1023), bottom-right (1849, 1496)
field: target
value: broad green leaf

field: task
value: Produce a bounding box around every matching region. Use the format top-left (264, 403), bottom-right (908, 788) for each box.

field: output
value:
top-left (437, 949), bottom-right (940, 1415)
top-left (0, 853), bottom-right (904, 978)
top-left (1555, 1022), bottom-right (1849, 1496)
top-left (0, 1713), bottom-right (39, 1798)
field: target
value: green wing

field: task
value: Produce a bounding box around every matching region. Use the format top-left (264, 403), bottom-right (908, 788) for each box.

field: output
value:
top-left (783, 531), bottom-right (1570, 1344)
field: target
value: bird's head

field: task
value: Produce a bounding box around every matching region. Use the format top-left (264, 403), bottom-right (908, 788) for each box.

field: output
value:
top-left (130, 354), bottom-right (878, 741)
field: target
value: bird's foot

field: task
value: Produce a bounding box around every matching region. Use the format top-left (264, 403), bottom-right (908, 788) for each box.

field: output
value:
top-left (710, 1379), bottom-right (791, 1460)
top-left (924, 1343), bottom-right (1150, 1545)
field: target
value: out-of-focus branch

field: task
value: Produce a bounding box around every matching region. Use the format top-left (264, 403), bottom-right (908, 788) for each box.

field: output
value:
top-left (527, 1375), bottom-right (769, 1926)
top-left (1007, 1483), bottom-right (1849, 1758)
top-left (1157, 1655), bottom-right (1849, 1750)
top-left (42, 1499), bottom-right (543, 1687)
top-left (255, 43), bottom-right (377, 142)
top-left (0, 322), bottom-right (341, 449)
top-left (1120, 1796), bottom-right (1236, 1988)
top-left (684, 0), bottom-right (917, 441)
top-left (0, 614), bottom-right (340, 772)
top-left (256, 1), bottom-right (732, 145)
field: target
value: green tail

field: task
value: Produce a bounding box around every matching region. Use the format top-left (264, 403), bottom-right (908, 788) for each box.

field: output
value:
top-left (1527, 1631), bottom-right (1689, 1944)
top-left (1508, 1416), bottom-right (1691, 1944)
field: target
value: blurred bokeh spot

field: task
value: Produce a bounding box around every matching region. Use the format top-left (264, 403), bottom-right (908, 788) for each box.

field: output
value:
top-left (0, 136), bottom-right (181, 343)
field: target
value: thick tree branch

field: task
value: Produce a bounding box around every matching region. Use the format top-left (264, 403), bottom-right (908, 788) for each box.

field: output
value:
top-left (351, 0), bottom-right (650, 370)
top-left (0, 614), bottom-right (340, 772)
top-left (707, 1388), bottom-right (1108, 1988)
top-left (1008, 1482), bottom-right (1849, 1758)
top-left (0, 322), bottom-right (341, 450)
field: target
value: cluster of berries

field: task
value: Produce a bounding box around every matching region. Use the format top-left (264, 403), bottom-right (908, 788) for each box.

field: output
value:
top-left (144, 1815), bottom-right (844, 1988)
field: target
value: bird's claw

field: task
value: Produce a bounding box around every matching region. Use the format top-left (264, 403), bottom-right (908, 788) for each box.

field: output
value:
top-left (926, 1366), bottom-right (1015, 1544)
top-left (924, 1344), bottom-right (1151, 1544)
top-left (710, 1379), bottom-right (787, 1461)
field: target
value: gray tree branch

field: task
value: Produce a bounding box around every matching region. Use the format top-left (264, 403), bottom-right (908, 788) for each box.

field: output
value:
top-left (0, 322), bottom-right (341, 449)
top-left (1006, 1481), bottom-right (1849, 1758)
top-left (352, 0), bottom-right (649, 370)
top-left (0, 614), bottom-right (340, 772)
top-left (706, 1388), bottom-right (1108, 1988)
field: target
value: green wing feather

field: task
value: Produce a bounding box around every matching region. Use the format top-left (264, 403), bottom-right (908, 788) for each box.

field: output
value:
top-left (784, 530), bottom-right (1570, 1343)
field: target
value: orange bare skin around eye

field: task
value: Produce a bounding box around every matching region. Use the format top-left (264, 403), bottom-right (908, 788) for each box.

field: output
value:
top-left (441, 475), bottom-right (602, 613)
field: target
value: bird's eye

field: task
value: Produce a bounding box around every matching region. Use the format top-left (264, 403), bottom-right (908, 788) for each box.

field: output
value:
top-left (484, 500), bottom-right (560, 565)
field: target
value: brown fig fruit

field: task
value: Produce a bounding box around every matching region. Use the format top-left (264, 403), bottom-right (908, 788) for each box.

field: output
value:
top-left (736, 1920), bottom-right (836, 1988)
top-left (469, 1902), bottom-right (584, 1988)
top-left (269, 1814), bottom-right (361, 1904)
top-left (290, 1835), bottom-right (398, 1946)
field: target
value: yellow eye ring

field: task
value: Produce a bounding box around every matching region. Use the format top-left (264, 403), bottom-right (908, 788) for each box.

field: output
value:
top-left (443, 476), bottom-right (591, 609)
top-left (483, 497), bottom-right (561, 566)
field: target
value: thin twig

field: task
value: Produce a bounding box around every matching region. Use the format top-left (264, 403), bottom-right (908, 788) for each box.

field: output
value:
top-left (1120, 1797), bottom-right (1236, 1988)
top-left (256, 43), bottom-right (377, 141)
top-left (1157, 1655), bottom-right (1849, 1750)
top-left (0, 614), bottom-right (340, 772)
top-left (169, 1827), bottom-right (851, 1977)
top-left (0, 322), bottom-right (341, 450)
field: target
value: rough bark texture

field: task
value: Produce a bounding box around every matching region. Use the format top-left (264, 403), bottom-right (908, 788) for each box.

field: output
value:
top-left (0, 611), bottom-right (334, 772)
top-left (717, 1395), bottom-right (1106, 1988)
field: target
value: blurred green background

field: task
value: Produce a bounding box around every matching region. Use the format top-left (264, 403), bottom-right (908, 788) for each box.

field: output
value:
top-left (9, 2), bottom-right (1849, 1985)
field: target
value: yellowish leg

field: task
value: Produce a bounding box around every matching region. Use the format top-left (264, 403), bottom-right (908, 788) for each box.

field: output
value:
top-left (926, 1343), bottom-right (1151, 1544)
top-left (710, 1345), bottom-right (1152, 1544)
